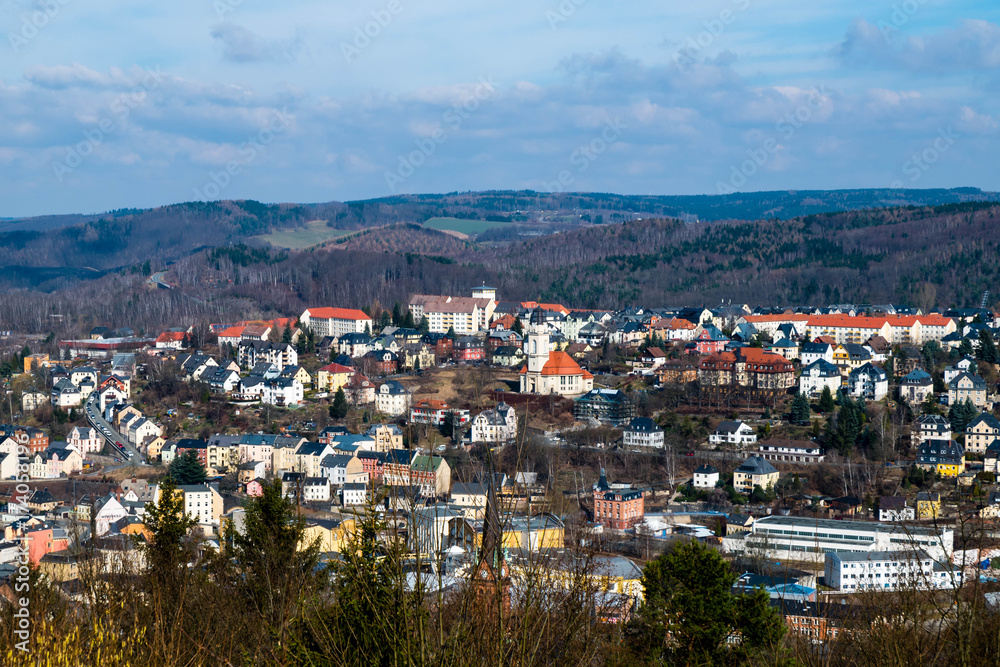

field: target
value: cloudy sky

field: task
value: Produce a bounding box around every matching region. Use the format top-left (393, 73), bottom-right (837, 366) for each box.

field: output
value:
top-left (2, 0), bottom-right (998, 216)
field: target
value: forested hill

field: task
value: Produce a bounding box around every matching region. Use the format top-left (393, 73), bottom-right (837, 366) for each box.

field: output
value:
top-left (2, 201), bottom-right (999, 334)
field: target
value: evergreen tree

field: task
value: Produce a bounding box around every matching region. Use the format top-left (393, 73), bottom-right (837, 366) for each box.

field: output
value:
top-left (330, 387), bottom-right (349, 420)
top-left (282, 324), bottom-right (293, 344)
top-left (169, 450), bottom-right (207, 485)
top-left (222, 480), bottom-right (321, 640)
top-left (402, 310), bottom-right (415, 329)
top-left (628, 541), bottom-right (784, 665)
top-left (143, 477), bottom-right (197, 586)
top-left (789, 393), bottom-right (811, 424)
top-left (979, 328), bottom-right (999, 364)
top-left (949, 398), bottom-right (979, 433)
top-left (510, 318), bottom-right (524, 335)
top-left (446, 325), bottom-right (456, 340)
top-left (818, 385), bottom-right (836, 413)
top-left (391, 302), bottom-right (403, 327)
top-left (958, 337), bottom-right (974, 357)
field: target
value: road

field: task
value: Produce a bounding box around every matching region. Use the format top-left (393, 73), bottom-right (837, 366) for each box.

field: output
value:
top-left (84, 394), bottom-right (151, 468)
top-left (146, 271), bottom-right (171, 289)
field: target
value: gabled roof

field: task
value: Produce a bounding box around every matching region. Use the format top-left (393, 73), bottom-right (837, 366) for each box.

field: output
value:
top-left (968, 413), bottom-right (1000, 431)
top-left (518, 351), bottom-right (593, 379)
top-left (901, 369), bottom-right (933, 384)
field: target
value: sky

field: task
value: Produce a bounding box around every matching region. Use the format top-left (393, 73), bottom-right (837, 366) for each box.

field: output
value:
top-left (1, 0), bottom-right (999, 216)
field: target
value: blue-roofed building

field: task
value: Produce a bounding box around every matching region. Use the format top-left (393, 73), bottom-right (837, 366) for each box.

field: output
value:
top-left (900, 368), bottom-right (934, 404)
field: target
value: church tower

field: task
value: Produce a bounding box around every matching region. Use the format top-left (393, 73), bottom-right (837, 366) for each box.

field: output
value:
top-left (471, 459), bottom-right (511, 616)
top-left (526, 307), bottom-right (549, 375)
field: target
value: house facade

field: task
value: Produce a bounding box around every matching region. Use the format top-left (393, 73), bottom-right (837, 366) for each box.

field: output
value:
top-left (622, 417), bottom-right (664, 449)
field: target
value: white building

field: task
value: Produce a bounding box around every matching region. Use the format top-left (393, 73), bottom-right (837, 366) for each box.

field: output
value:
top-left (825, 551), bottom-right (962, 592)
top-left (302, 477), bottom-right (331, 502)
top-left (341, 482), bottom-right (368, 506)
top-left (799, 342), bottom-right (834, 366)
top-left (756, 441), bottom-right (826, 464)
top-left (177, 485), bottom-right (223, 527)
top-left (299, 307), bottom-right (372, 339)
top-left (67, 426), bottom-right (101, 454)
top-left (798, 360), bottom-right (842, 398)
top-left (470, 402), bottom-right (518, 444)
top-left (375, 380), bottom-right (412, 417)
top-left (693, 465), bottom-right (719, 489)
top-left (519, 309), bottom-right (594, 397)
top-left (622, 417), bottom-right (664, 449)
top-left (21, 391), bottom-right (47, 412)
top-left (261, 378), bottom-right (304, 407)
top-left (708, 420), bottom-right (757, 447)
top-left (723, 515), bottom-right (953, 564)
top-left (878, 497), bottom-right (915, 523)
top-left (847, 363), bottom-right (889, 401)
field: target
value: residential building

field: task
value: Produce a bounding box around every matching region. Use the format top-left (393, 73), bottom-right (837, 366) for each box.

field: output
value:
top-left (338, 333), bottom-right (373, 358)
top-left (965, 413), bottom-right (1000, 454)
top-left (944, 356), bottom-right (977, 384)
top-left (341, 482), bottom-right (368, 506)
top-left (364, 424), bottom-right (403, 453)
top-left (452, 336), bottom-right (485, 362)
top-left (450, 482), bottom-right (488, 518)
top-left (986, 440), bottom-right (1000, 474)
top-left (900, 369), bottom-right (934, 405)
top-left (733, 456), bottom-right (779, 494)
top-left (410, 399), bottom-right (453, 426)
top-left (319, 454), bottom-right (365, 486)
top-left (593, 469), bottom-right (644, 531)
top-left (723, 515), bottom-right (953, 564)
top-left (756, 440), bottom-right (826, 464)
top-left (573, 389), bottom-right (635, 426)
top-left (915, 414), bottom-right (952, 443)
top-left (878, 496), bottom-right (915, 523)
top-left (298, 307), bottom-right (372, 339)
top-left (315, 363), bottom-right (355, 393)
top-left (375, 380), bottom-right (411, 417)
top-left (67, 426), bottom-right (101, 454)
top-left (357, 451), bottom-right (386, 482)
top-left (21, 391), bottom-right (47, 412)
top-left (917, 439), bottom-right (965, 477)
top-left (622, 417), bottom-right (664, 449)
top-left (383, 450), bottom-right (451, 496)
top-left (698, 348), bottom-right (796, 399)
top-left (798, 359), bottom-right (842, 398)
top-left (343, 373), bottom-right (376, 405)
top-left (303, 477), bottom-right (331, 503)
top-left (362, 349), bottom-right (399, 375)
top-left (176, 485), bottom-right (224, 528)
top-left (847, 363), bottom-right (888, 401)
top-left (709, 420), bottom-right (757, 447)
top-left (825, 551), bottom-right (961, 592)
top-left (409, 293), bottom-right (496, 334)
top-left (693, 465), bottom-right (719, 489)
top-left (949, 372), bottom-right (989, 410)
top-left (470, 402), bottom-right (518, 444)
top-left (916, 492), bottom-right (941, 519)
top-left (237, 341), bottom-right (298, 371)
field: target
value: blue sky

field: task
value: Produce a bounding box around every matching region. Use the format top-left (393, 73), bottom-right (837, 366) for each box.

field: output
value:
top-left (1, 0), bottom-right (998, 216)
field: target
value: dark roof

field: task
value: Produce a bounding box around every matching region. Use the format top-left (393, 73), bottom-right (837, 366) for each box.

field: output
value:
top-left (694, 465), bottom-right (719, 475)
top-left (626, 417), bottom-right (660, 433)
top-left (736, 457), bottom-right (778, 475)
top-left (879, 496), bottom-right (907, 510)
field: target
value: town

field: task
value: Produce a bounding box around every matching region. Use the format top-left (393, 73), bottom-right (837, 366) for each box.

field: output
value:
top-left (2, 283), bottom-right (1000, 662)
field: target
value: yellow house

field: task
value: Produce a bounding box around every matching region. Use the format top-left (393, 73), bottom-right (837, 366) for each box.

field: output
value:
top-left (300, 518), bottom-right (357, 553)
top-left (316, 363), bottom-right (355, 393)
top-left (207, 443), bottom-right (238, 476)
top-left (733, 457), bottom-right (780, 494)
top-left (285, 366), bottom-right (312, 386)
top-left (512, 553), bottom-right (644, 604)
top-left (918, 440), bottom-right (965, 477)
top-left (145, 436), bottom-right (166, 461)
top-left (831, 345), bottom-right (850, 373)
top-left (916, 492), bottom-right (941, 519)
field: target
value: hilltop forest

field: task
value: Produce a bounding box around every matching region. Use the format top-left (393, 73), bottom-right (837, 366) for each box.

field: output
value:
top-left (0, 195), bottom-right (999, 335)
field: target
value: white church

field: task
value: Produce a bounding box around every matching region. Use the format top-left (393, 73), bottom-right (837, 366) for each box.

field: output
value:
top-left (519, 309), bottom-right (594, 397)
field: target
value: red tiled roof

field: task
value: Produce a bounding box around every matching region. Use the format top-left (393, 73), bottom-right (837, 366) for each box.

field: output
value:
top-left (743, 313), bottom-right (810, 323)
top-left (306, 307), bottom-right (371, 321)
top-left (518, 351), bottom-right (592, 378)
top-left (318, 363), bottom-right (355, 375)
top-left (217, 325), bottom-right (245, 339)
top-left (156, 332), bottom-right (185, 343)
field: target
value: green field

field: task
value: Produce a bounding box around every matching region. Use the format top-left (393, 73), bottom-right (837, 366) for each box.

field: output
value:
top-left (255, 220), bottom-right (352, 249)
top-left (422, 217), bottom-right (509, 236)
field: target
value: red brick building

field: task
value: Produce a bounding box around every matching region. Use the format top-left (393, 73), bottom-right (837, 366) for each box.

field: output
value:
top-left (357, 450), bottom-right (386, 482)
top-left (0, 425), bottom-right (49, 454)
top-left (698, 347), bottom-right (796, 399)
top-left (593, 469), bottom-right (644, 530)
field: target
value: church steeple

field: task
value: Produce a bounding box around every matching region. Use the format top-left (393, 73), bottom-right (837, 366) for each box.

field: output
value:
top-left (471, 457), bottom-right (511, 615)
